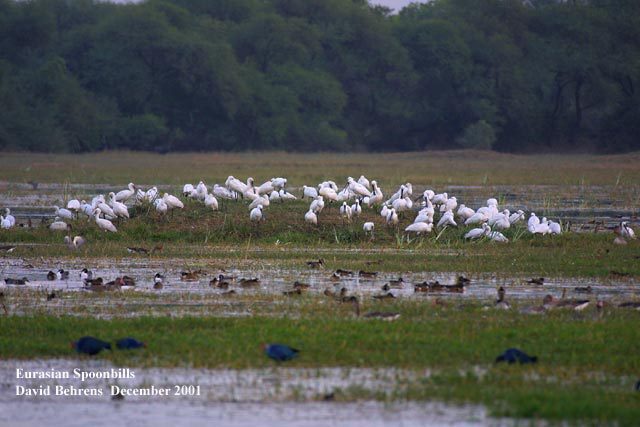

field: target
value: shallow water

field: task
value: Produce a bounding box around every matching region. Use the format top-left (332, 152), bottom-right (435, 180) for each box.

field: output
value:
top-left (0, 359), bottom-right (498, 427)
top-left (1, 256), bottom-right (637, 317)
top-left (3, 400), bottom-right (493, 427)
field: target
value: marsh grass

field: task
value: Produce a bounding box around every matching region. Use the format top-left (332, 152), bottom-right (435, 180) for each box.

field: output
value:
top-left (2, 151), bottom-right (640, 186)
top-left (2, 198), bottom-right (639, 276)
top-left (1, 303), bottom-right (639, 423)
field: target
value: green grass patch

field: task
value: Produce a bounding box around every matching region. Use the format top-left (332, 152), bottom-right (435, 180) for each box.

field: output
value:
top-left (2, 200), bottom-right (639, 277)
top-left (1, 304), bottom-right (639, 423)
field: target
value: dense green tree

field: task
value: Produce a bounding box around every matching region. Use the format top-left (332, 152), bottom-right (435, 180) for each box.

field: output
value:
top-left (0, 0), bottom-right (638, 153)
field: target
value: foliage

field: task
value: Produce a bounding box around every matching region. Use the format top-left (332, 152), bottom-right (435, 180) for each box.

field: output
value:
top-left (0, 0), bottom-right (638, 153)
top-left (456, 120), bottom-right (496, 150)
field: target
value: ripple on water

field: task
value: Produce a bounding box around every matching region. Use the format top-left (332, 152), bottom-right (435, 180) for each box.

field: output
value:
top-left (0, 359), bottom-right (496, 427)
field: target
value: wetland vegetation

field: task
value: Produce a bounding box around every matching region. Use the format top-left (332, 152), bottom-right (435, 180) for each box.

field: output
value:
top-left (1, 151), bottom-right (639, 424)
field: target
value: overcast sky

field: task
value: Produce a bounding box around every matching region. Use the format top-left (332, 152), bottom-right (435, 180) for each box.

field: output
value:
top-left (373, 0), bottom-right (428, 12)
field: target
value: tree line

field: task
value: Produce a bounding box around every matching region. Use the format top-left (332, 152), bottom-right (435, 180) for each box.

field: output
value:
top-left (0, 0), bottom-right (638, 153)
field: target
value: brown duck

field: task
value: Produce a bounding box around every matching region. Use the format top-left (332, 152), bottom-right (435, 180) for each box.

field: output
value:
top-left (358, 270), bottom-right (378, 279)
top-left (293, 281), bottom-right (310, 290)
top-left (181, 271), bottom-right (199, 282)
top-left (373, 292), bottom-right (396, 300)
top-left (349, 298), bottom-right (400, 321)
top-left (239, 278), bottom-right (260, 287)
top-left (306, 259), bottom-right (325, 269)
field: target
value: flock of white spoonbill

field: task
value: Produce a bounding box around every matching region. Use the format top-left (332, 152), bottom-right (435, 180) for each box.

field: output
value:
top-left (1, 175), bottom-right (636, 245)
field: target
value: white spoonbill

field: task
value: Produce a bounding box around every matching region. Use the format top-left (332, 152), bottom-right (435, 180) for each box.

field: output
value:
top-left (49, 217), bottom-right (69, 231)
top-left (336, 188), bottom-right (353, 202)
top-left (423, 189), bottom-right (435, 201)
top-left (310, 196), bottom-right (325, 213)
top-left (488, 230), bottom-right (509, 243)
top-left (432, 192), bottom-right (448, 206)
top-left (386, 208), bottom-right (398, 225)
top-left (1, 215), bottom-right (12, 229)
top-left (319, 185), bottom-right (338, 202)
top-left (347, 177), bottom-right (371, 198)
top-left (79, 201), bottom-right (94, 218)
top-left (94, 209), bottom-right (117, 232)
top-left (154, 199), bottom-right (168, 215)
top-left (213, 184), bottom-right (236, 200)
top-left (195, 181), bottom-right (208, 200)
top-left (109, 193), bottom-right (130, 219)
top-left (385, 184), bottom-right (406, 205)
top-left (440, 197), bottom-right (457, 213)
top-left (357, 175), bottom-right (371, 190)
top-left (340, 202), bottom-right (352, 221)
top-left (66, 200), bottom-right (81, 212)
top-left (145, 187), bottom-right (159, 202)
top-left (204, 194), bottom-right (219, 211)
top-left (403, 183), bottom-right (413, 197)
top-left (380, 204), bottom-right (390, 218)
top-left (422, 199), bottom-right (435, 217)
top-left (249, 195), bottom-right (270, 209)
top-left (457, 204), bottom-right (475, 221)
top-left (405, 222), bottom-right (433, 234)
top-left (465, 223), bottom-right (491, 240)
top-left (392, 197), bottom-right (412, 212)
top-left (509, 210), bottom-right (525, 224)
top-left (53, 205), bottom-right (74, 220)
top-left (464, 212), bottom-right (488, 226)
top-left (368, 181), bottom-right (383, 206)
top-left (163, 193), bottom-right (184, 210)
top-left (530, 219), bottom-right (550, 235)
top-left (351, 199), bottom-right (362, 217)
top-left (96, 201), bottom-right (115, 218)
top-left (183, 183), bottom-right (195, 196)
top-left (4, 208), bottom-right (16, 227)
top-left (437, 210), bottom-right (457, 228)
top-left (225, 176), bottom-right (246, 194)
top-left (363, 222), bottom-right (375, 233)
top-left (115, 183), bottom-right (136, 202)
top-left (302, 185), bottom-right (318, 200)
top-left (64, 235), bottom-right (86, 249)
top-left (615, 221), bottom-right (636, 239)
top-left (272, 177), bottom-right (287, 190)
top-left (257, 180), bottom-right (275, 196)
top-left (278, 189), bottom-right (297, 201)
top-left (304, 209), bottom-right (317, 225)
top-left (243, 178), bottom-right (257, 199)
top-left (548, 220), bottom-right (562, 235)
top-left (527, 213), bottom-right (540, 231)
top-left (413, 208), bottom-right (434, 224)
top-left (488, 210), bottom-right (510, 230)
top-left (250, 205), bottom-right (264, 222)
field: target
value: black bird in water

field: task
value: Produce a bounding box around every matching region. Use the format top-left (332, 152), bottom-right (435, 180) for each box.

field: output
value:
top-left (5, 277), bottom-right (29, 285)
top-left (71, 336), bottom-right (111, 356)
top-left (495, 348), bottom-right (537, 364)
top-left (116, 337), bottom-right (146, 350)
